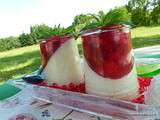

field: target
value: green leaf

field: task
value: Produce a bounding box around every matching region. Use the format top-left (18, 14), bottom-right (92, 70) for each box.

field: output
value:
top-left (81, 6), bottom-right (132, 31)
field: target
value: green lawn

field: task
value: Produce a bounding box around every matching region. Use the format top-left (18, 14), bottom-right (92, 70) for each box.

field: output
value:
top-left (132, 26), bottom-right (160, 48)
top-left (0, 26), bottom-right (160, 82)
top-left (0, 45), bottom-right (41, 82)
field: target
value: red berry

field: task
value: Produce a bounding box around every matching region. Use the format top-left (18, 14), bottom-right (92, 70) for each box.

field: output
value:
top-left (68, 83), bottom-right (76, 91)
top-left (131, 77), bottom-right (152, 104)
top-left (62, 85), bottom-right (67, 90)
top-left (78, 83), bottom-right (85, 93)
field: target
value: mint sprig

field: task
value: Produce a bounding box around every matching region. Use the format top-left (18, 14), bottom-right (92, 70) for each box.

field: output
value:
top-left (82, 7), bottom-right (132, 31)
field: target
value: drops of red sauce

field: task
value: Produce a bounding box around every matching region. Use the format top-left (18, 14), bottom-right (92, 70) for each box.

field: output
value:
top-left (37, 82), bottom-right (85, 93)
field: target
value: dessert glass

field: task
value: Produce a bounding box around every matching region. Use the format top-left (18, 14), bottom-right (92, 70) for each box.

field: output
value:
top-left (81, 24), bottom-right (139, 100)
top-left (40, 36), bottom-right (84, 91)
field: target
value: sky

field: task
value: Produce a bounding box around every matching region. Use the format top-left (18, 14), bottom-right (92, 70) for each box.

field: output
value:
top-left (0, 0), bottom-right (128, 38)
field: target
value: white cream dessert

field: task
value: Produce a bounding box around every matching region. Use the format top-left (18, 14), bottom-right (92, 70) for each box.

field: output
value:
top-left (41, 36), bottom-right (83, 85)
top-left (84, 60), bottom-right (139, 100)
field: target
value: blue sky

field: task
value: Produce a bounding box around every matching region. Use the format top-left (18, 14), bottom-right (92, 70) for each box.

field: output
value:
top-left (0, 0), bottom-right (128, 37)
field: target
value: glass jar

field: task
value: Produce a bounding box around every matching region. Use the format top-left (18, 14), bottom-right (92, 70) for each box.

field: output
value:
top-left (40, 36), bottom-right (83, 86)
top-left (81, 24), bottom-right (139, 100)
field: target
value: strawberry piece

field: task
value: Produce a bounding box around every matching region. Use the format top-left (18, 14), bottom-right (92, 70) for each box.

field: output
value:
top-left (68, 83), bottom-right (76, 91)
top-left (78, 83), bottom-right (86, 93)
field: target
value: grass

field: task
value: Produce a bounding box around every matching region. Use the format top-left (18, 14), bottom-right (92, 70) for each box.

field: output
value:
top-left (0, 26), bottom-right (160, 82)
top-left (0, 45), bottom-right (41, 82)
top-left (132, 26), bottom-right (160, 48)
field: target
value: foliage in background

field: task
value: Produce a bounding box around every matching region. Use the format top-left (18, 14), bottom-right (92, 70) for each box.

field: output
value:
top-left (19, 33), bottom-right (37, 47)
top-left (0, 25), bottom-right (72, 52)
top-left (150, 0), bottom-right (160, 25)
top-left (30, 24), bottom-right (54, 39)
top-left (70, 14), bottom-right (95, 38)
top-left (126, 0), bottom-right (160, 26)
top-left (0, 37), bottom-right (21, 52)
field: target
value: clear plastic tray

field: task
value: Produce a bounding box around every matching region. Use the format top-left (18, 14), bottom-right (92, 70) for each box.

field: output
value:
top-left (30, 85), bottom-right (160, 120)
top-left (5, 46), bottom-right (160, 120)
top-left (33, 46), bottom-right (160, 119)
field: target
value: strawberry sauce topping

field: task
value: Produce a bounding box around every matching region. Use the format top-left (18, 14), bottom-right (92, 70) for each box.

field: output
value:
top-left (40, 36), bottom-right (72, 67)
top-left (82, 24), bottom-right (134, 79)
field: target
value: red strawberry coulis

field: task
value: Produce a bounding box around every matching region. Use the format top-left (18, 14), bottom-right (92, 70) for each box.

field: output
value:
top-left (40, 36), bottom-right (72, 67)
top-left (81, 24), bottom-right (134, 79)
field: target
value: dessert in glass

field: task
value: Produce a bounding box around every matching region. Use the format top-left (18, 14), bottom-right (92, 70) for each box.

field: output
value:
top-left (40, 36), bottom-right (83, 90)
top-left (81, 24), bottom-right (139, 100)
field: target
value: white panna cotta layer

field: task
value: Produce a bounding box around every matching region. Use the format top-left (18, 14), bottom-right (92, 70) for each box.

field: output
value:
top-left (84, 60), bottom-right (139, 100)
top-left (43, 38), bottom-right (83, 85)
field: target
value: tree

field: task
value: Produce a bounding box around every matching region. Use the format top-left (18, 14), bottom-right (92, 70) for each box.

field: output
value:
top-left (0, 36), bottom-right (21, 51)
top-left (150, 0), bottom-right (160, 24)
top-left (30, 24), bottom-right (55, 39)
top-left (126, 0), bottom-right (152, 26)
top-left (70, 14), bottom-right (95, 38)
top-left (19, 33), bottom-right (35, 47)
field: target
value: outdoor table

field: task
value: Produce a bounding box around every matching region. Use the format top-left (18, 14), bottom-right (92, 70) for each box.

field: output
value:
top-left (0, 46), bottom-right (160, 120)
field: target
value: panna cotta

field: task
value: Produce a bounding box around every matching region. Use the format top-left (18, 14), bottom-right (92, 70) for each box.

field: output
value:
top-left (81, 24), bottom-right (139, 100)
top-left (40, 36), bottom-right (83, 85)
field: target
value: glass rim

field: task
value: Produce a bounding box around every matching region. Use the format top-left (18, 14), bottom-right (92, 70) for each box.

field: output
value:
top-left (40, 35), bottom-right (73, 43)
top-left (81, 24), bottom-right (131, 37)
